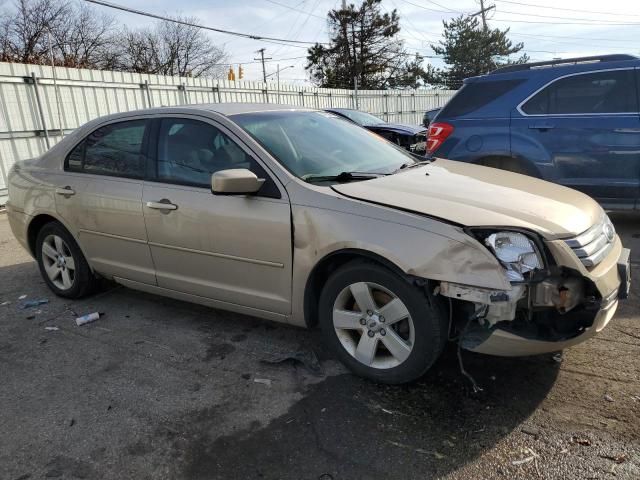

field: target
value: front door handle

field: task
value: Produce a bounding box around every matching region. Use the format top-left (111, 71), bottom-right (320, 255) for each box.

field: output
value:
top-left (529, 123), bottom-right (555, 131)
top-left (146, 200), bottom-right (178, 211)
top-left (55, 186), bottom-right (75, 196)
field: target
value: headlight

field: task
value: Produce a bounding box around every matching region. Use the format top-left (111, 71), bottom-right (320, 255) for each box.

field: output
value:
top-left (484, 231), bottom-right (543, 282)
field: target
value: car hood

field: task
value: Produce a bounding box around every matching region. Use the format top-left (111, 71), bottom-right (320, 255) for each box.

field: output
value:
top-left (331, 159), bottom-right (602, 239)
top-left (367, 123), bottom-right (426, 136)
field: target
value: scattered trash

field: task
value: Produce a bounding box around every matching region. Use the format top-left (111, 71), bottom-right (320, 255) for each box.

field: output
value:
top-left (512, 456), bottom-right (535, 466)
top-left (75, 312), bottom-right (101, 326)
top-left (44, 327), bottom-right (59, 331)
top-left (604, 394), bottom-right (614, 402)
top-left (552, 353), bottom-right (563, 363)
top-left (512, 447), bottom-right (539, 466)
top-left (572, 436), bottom-right (591, 446)
top-left (443, 439), bottom-right (455, 447)
top-left (69, 418), bottom-right (75, 427)
top-left (600, 453), bottom-right (627, 464)
top-left (260, 348), bottom-right (323, 376)
top-left (433, 451), bottom-right (446, 460)
top-left (18, 294), bottom-right (27, 300)
top-left (321, 408), bottom-right (326, 413)
top-left (26, 315), bottom-right (35, 320)
top-left (22, 299), bottom-right (49, 309)
top-left (0, 300), bottom-right (10, 306)
top-left (521, 427), bottom-right (540, 437)
top-left (253, 378), bottom-right (272, 386)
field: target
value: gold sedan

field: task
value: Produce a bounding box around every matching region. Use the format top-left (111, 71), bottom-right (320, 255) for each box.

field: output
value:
top-left (6, 104), bottom-right (630, 384)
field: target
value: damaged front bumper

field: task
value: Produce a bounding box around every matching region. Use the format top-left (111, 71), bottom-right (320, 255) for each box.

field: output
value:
top-left (437, 242), bottom-right (631, 357)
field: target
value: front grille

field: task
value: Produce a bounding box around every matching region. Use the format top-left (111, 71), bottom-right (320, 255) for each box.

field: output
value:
top-left (564, 215), bottom-right (616, 268)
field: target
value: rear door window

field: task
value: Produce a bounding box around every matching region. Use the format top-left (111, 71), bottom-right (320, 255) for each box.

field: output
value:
top-left (521, 69), bottom-right (638, 115)
top-left (66, 120), bottom-right (147, 178)
top-left (438, 79), bottom-right (525, 118)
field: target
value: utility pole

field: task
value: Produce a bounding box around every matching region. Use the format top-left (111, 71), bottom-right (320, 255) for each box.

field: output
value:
top-left (254, 48), bottom-right (272, 83)
top-left (472, 0), bottom-right (495, 30)
top-left (353, 76), bottom-right (359, 110)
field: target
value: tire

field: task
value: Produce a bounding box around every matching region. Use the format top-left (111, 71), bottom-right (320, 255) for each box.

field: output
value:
top-left (35, 221), bottom-right (97, 298)
top-left (318, 260), bottom-right (447, 384)
top-left (479, 156), bottom-right (540, 177)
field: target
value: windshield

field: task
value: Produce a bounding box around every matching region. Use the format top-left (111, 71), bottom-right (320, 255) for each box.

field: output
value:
top-left (231, 111), bottom-right (416, 179)
top-left (333, 109), bottom-right (385, 127)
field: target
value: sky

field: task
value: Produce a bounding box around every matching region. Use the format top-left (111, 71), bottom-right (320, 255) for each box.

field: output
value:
top-left (95, 0), bottom-right (640, 86)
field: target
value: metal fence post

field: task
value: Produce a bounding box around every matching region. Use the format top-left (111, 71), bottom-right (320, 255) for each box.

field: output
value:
top-left (262, 88), bottom-right (269, 103)
top-left (328, 91), bottom-right (332, 108)
top-left (213, 85), bottom-right (222, 103)
top-left (299, 91), bottom-right (305, 106)
top-left (384, 93), bottom-right (389, 121)
top-left (178, 83), bottom-right (189, 104)
top-left (140, 81), bottom-right (152, 108)
top-left (29, 72), bottom-right (50, 149)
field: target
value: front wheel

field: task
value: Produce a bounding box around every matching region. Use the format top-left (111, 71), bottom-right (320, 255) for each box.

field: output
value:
top-left (318, 261), bottom-right (447, 384)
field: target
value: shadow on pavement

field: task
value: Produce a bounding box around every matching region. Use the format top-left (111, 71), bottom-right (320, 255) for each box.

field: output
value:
top-left (174, 345), bottom-right (560, 480)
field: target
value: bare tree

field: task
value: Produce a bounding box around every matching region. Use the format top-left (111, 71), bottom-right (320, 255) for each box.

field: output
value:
top-left (0, 0), bottom-right (69, 64)
top-left (118, 17), bottom-right (228, 78)
top-left (51, 2), bottom-right (116, 69)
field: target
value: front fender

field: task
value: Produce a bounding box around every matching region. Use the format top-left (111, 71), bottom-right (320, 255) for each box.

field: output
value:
top-left (289, 201), bottom-right (509, 326)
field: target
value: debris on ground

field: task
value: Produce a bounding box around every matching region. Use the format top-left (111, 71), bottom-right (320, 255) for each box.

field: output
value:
top-left (571, 436), bottom-right (592, 446)
top-left (75, 312), bottom-right (101, 326)
top-left (604, 394), bottom-right (614, 402)
top-left (44, 327), bottom-right (59, 331)
top-left (253, 378), bottom-right (272, 386)
top-left (552, 353), bottom-right (563, 363)
top-left (600, 453), bottom-right (627, 464)
top-left (260, 347), bottom-right (323, 376)
top-left (512, 447), bottom-right (539, 466)
top-left (1, 300), bottom-right (10, 306)
top-left (521, 426), bottom-right (540, 438)
top-left (18, 294), bottom-right (27, 300)
top-left (22, 299), bottom-right (49, 308)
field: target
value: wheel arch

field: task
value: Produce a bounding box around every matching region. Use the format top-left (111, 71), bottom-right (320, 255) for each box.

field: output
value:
top-left (27, 214), bottom-right (94, 272)
top-left (303, 248), bottom-right (412, 328)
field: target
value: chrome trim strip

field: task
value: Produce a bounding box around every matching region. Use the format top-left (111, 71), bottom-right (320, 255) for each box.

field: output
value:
top-left (148, 241), bottom-right (284, 268)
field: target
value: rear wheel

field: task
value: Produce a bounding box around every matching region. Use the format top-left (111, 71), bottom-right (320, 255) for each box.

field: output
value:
top-left (36, 222), bottom-right (96, 298)
top-left (318, 260), bottom-right (446, 384)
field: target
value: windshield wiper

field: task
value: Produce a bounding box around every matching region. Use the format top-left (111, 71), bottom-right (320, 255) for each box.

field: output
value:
top-left (303, 171), bottom-right (385, 183)
top-left (394, 160), bottom-right (432, 172)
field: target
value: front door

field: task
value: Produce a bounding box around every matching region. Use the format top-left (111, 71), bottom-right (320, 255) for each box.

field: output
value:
top-left (142, 116), bottom-right (292, 316)
top-left (512, 68), bottom-right (640, 209)
top-left (53, 118), bottom-right (156, 284)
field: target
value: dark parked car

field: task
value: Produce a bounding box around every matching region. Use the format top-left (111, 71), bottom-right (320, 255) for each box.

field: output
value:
top-left (422, 107), bottom-right (441, 127)
top-left (427, 54), bottom-right (640, 210)
top-left (325, 108), bottom-right (427, 154)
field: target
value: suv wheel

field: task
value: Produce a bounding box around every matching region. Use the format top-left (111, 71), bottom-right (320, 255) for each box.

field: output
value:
top-left (36, 222), bottom-right (97, 298)
top-left (318, 260), bottom-right (447, 384)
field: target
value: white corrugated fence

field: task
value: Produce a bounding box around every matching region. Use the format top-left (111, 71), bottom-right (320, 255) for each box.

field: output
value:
top-left (0, 61), bottom-right (455, 203)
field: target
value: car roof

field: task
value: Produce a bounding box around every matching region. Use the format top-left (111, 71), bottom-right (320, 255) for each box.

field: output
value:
top-left (182, 102), bottom-right (315, 115)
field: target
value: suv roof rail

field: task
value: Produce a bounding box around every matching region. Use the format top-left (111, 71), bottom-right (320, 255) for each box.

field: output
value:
top-left (489, 54), bottom-right (638, 75)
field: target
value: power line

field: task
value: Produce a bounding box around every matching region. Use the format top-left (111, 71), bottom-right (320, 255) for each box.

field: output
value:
top-left (496, 8), bottom-right (640, 24)
top-left (493, 0), bottom-right (640, 18)
top-left (264, 0), bottom-right (326, 20)
top-left (492, 16), bottom-right (640, 26)
top-left (82, 0), bottom-right (328, 45)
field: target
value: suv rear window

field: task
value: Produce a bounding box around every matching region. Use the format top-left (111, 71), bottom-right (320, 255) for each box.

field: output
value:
top-left (521, 69), bottom-right (637, 115)
top-left (438, 79), bottom-right (525, 118)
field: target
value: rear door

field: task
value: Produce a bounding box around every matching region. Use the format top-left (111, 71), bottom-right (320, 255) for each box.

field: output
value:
top-left (512, 68), bottom-right (640, 208)
top-left (54, 118), bottom-right (156, 284)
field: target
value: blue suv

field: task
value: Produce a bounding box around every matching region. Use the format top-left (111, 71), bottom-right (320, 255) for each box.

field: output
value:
top-left (427, 55), bottom-right (640, 210)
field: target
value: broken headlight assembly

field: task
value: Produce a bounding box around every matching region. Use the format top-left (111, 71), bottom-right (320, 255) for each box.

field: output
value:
top-left (473, 230), bottom-right (545, 282)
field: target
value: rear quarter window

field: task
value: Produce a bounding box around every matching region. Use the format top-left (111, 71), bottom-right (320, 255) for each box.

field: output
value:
top-left (438, 79), bottom-right (525, 118)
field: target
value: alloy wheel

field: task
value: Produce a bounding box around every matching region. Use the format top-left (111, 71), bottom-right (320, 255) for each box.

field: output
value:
top-left (332, 281), bottom-right (415, 369)
top-left (41, 234), bottom-right (76, 290)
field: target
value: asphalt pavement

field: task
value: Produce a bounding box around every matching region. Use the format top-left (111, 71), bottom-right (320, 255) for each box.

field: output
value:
top-left (0, 212), bottom-right (638, 480)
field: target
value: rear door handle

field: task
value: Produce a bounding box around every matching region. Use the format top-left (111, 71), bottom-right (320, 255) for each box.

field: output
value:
top-left (55, 186), bottom-right (75, 196)
top-left (146, 200), bottom-right (178, 211)
top-left (529, 123), bottom-right (555, 131)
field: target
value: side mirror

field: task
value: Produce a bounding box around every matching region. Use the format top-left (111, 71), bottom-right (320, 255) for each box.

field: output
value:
top-left (211, 169), bottom-right (265, 195)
